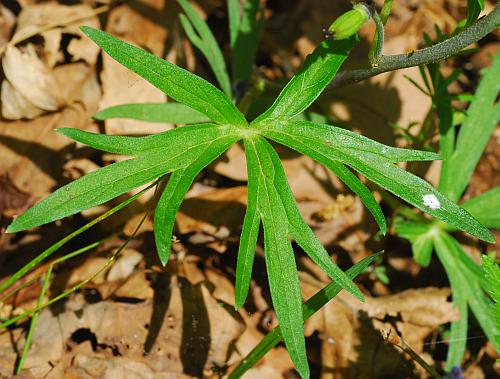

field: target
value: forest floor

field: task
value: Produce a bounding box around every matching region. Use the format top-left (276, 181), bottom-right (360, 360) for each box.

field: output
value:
top-left (0, 0), bottom-right (499, 378)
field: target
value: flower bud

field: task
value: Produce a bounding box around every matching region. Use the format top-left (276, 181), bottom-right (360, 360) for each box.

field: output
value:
top-left (327, 3), bottom-right (371, 40)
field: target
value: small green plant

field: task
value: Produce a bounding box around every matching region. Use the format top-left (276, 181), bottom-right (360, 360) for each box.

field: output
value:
top-left (396, 44), bottom-right (500, 370)
top-left (3, 1), bottom-right (500, 377)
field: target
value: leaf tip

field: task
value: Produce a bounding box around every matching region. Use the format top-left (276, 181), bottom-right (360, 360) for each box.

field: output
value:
top-left (350, 286), bottom-right (365, 302)
top-left (5, 223), bottom-right (17, 234)
top-left (79, 25), bottom-right (95, 35)
top-left (5, 217), bottom-right (25, 234)
top-left (92, 111), bottom-right (105, 120)
top-left (481, 229), bottom-right (496, 244)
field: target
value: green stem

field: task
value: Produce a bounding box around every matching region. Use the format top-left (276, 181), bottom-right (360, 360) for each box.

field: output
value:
top-left (329, 3), bottom-right (500, 88)
top-left (368, 9), bottom-right (385, 66)
top-left (15, 266), bottom-right (52, 374)
top-left (380, 0), bottom-right (395, 25)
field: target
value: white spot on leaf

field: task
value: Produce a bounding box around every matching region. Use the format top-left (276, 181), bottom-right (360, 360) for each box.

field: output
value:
top-left (422, 194), bottom-right (440, 210)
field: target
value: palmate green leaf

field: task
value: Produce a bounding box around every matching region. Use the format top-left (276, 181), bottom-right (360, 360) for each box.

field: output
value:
top-left (154, 134), bottom-right (240, 265)
top-left (231, 0), bottom-right (264, 84)
top-left (227, 0), bottom-right (241, 48)
top-left (462, 186), bottom-right (500, 229)
top-left (177, 0), bottom-right (232, 97)
top-left (394, 220), bottom-right (434, 266)
top-left (258, 137), bottom-right (364, 301)
top-left (7, 125), bottom-right (243, 233)
top-left (443, 48), bottom-right (500, 202)
top-left (262, 121), bottom-right (493, 243)
top-left (245, 137), bottom-right (309, 378)
top-left (80, 26), bottom-right (246, 128)
top-left (252, 38), bottom-right (357, 124)
top-left (433, 232), bottom-right (470, 369)
top-left (261, 120), bottom-right (435, 232)
top-left (56, 124), bottom-right (237, 155)
top-left (93, 103), bottom-right (210, 124)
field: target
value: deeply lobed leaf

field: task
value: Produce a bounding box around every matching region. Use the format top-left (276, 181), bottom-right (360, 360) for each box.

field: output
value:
top-left (80, 26), bottom-right (246, 127)
top-left (93, 103), bottom-right (210, 124)
top-left (262, 120), bottom-right (493, 243)
top-left (258, 137), bottom-right (364, 301)
top-left (57, 123), bottom-right (238, 155)
top-left (252, 38), bottom-right (357, 124)
top-left (154, 134), bottom-right (240, 265)
top-left (245, 137), bottom-right (309, 378)
top-left (394, 220), bottom-right (435, 267)
top-left (235, 139), bottom-right (261, 309)
top-left (8, 124), bottom-right (243, 233)
top-left (434, 231), bottom-right (499, 369)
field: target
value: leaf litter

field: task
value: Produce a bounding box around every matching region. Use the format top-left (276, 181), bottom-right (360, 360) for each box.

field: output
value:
top-left (0, 0), bottom-right (498, 378)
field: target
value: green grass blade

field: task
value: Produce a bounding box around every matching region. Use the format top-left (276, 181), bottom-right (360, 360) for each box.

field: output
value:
top-left (257, 137), bottom-right (364, 301)
top-left (231, 0), bottom-right (264, 84)
top-left (177, 0), bottom-right (232, 97)
top-left (93, 103), bottom-right (210, 124)
top-left (447, 296), bottom-right (469, 369)
top-left (80, 26), bottom-right (246, 127)
top-left (15, 266), bottom-right (51, 374)
top-left (433, 233), bottom-right (469, 370)
top-left (436, 99), bottom-right (455, 195)
top-left (1, 203), bottom-right (151, 330)
top-left (0, 183), bottom-right (154, 294)
top-left (228, 252), bottom-right (381, 379)
top-left (228, 0), bottom-right (241, 48)
top-left (262, 122), bottom-right (492, 242)
top-left (235, 140), bottom-right (262, 309)
top-left (444, 48), bottom-right (500, 201)
top-left (57, 124), bottom-right (239, 155)
top-left (7, 128), bottom-right (239, 233)
top-left (325, 161), bottom-right (387, 234)
top-left (462, 186), bottom-right (500, 229)
top-left (247, 138), bottom-right (309, 378)
top-left (154, 135), bottom-right (239, 265)
top-left (252, 38), bottom-right (357, 124)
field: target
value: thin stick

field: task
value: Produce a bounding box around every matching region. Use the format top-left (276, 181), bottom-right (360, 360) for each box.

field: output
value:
top-left (329, 3), bottom-right (500, 89)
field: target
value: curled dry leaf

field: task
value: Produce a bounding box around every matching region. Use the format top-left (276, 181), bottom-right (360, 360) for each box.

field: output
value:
top-left (11, 2), bottom-right (100, 67)
top-left (1, 2), bottom-right (101, 120)
top-left (0, 4), bottom-right (15, 47)
top-left (2, 45), bottom-right (65, 119)
top-left (0, 65), bottom-right (101, 199)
